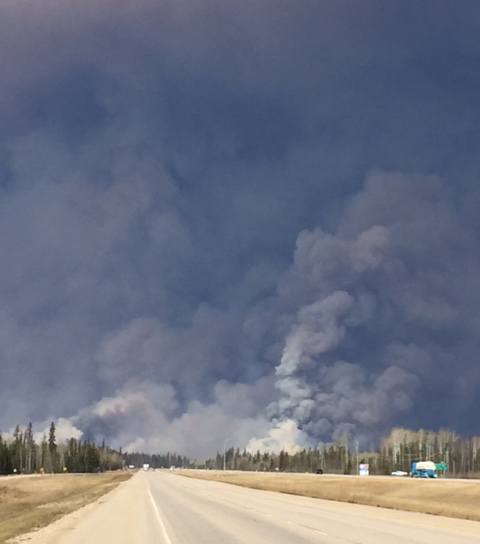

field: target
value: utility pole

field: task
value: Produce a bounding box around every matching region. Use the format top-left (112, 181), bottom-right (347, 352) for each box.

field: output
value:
top-left (354, 439), bottom-right (359, 474)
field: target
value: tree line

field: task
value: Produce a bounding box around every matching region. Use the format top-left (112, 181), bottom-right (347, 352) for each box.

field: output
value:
top-left (123, 451), bottom-right (192, 469)
top-left (203, 427), bottom-right (480, 478)
top-left (0, 422), bottom-right (123, 474)
top-left (3, 424), bottom-right (480, 478)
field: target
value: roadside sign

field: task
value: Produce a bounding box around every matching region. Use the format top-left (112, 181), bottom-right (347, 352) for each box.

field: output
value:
top-left (359, 463), bottom-right (369, 476)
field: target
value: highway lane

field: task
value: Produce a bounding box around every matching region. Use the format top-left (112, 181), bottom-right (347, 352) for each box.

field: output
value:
top-left (21, 471), bottom-right (480, 544)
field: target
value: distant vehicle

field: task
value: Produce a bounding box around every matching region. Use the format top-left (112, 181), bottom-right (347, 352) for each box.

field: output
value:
top-left (143, 463), bottom-right (150, 471)
top-left (410, 461), bottom-right (437, 478)
top-left (128, 465), bottom-right (135, 470)
top-left (170, 465), bottom-right (176, 471)
top-left (391, 470), bottom-right (408, 476)
top-left (315, 468), bottom-right (324, 475)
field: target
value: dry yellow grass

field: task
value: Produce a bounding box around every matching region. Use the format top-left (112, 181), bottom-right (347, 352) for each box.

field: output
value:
top-left (179, 470), bottom-right (480, 522)
top-left (0, 472), bottom-right (131, 543)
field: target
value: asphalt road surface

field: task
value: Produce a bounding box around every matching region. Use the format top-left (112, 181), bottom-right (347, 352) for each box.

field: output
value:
top-left (23, 471), bottom-right (480, 544)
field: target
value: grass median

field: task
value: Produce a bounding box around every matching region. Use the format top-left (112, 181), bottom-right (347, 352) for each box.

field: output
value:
top-left (178, 470), bottom-right (480, 522)
top-left (0, 472), bottom-right (131, 543)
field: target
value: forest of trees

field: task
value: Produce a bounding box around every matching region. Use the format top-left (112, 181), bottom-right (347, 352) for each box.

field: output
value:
top-left (0, 421), bottom-right (192, 475)
top-left (123, 451), bottom-right (192, 469)
top-left (0, 422), bottom-right (123, 475)
top-left (204, 428), bottom-right (480, 478)
top-left (2, 424), bottom-right (480, 478)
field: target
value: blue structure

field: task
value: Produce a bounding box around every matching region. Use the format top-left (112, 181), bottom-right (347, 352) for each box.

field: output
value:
top-left (410, 461), bottom-right (438, 478)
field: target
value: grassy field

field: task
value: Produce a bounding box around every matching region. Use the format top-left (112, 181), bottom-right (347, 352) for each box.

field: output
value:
top-left (179, 470), bottom-right (480, 522)
top-left (0, 472), bottom-right (131, 543)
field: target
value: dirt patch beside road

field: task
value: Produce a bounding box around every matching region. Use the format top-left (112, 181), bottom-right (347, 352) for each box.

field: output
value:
top-left (179, 470), bottom-right (480, 522)
top-left (0, 472), bottom-right (131, 543)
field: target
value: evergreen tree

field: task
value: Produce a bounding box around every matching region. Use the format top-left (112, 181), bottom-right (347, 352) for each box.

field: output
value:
top-left (48, 422), bottom-right (58, 473)
top-left (24, 422), bottom-right (35, 473)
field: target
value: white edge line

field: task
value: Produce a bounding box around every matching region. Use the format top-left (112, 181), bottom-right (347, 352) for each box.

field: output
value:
top-left (287, 520), bottom-right (328, 536)
top-left (148, 488), bottom-right (174, 544)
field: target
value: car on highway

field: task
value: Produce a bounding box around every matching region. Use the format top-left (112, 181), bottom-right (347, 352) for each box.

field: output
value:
top-left (391, 470), bottom-right (408, 476)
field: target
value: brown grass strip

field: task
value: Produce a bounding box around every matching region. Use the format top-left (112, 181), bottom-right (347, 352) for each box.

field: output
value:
top-left (0, 472), bottom-right (131, 543)
top-left (178, 470), bottom-right (480, 522)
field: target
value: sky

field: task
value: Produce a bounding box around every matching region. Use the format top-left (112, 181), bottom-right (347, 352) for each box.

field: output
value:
top-left (1, 1), bottom-right (480, 457)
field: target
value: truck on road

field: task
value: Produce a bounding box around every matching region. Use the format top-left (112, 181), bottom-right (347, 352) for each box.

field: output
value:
top-left (410, 461), bottom-right (437, 478)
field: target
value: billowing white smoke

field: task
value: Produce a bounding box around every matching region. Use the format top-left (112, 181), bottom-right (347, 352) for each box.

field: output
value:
top-left (55, 378), bottom-right (275, 458)
top-left (26, 172), bottom-right (480, 457)
top-left (250, 226), bottom-right (413, 448)
top-left (276, 290), bottom-right (354, 379)
top-left (5, 418), bottom-right (83, 445)
top-left (250, 172), bottom-right (474, 449)
top-left (272, 225), bottom-right (415, 440)
top-left (246, 419), bottom-right (311, 454)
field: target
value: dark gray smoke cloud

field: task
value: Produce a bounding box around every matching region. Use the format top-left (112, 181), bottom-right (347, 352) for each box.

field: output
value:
top-left (250, 173), bottom-right (480, 451)
top-left (1, 1), bottom-right (480, 456)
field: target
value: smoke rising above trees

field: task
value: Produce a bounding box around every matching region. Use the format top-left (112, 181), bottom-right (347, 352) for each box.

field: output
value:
top-left (251, 173), bottom-right (480, 450)
top-left (0, 422), bottom-right (123, 475)
top-left (215, 427), bottom-right (480, 479)
top-left (1, 2), bottom-right (480, 455)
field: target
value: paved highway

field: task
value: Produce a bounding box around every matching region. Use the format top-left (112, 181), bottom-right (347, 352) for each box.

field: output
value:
top-left (22, 471), bottom-right (480, 544)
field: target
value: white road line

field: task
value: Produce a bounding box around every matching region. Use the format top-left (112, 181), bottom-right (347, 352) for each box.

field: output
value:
top-left (287, 520), bottom-right (328, 536)
top-left (148, 488), bottom-right (174, 544)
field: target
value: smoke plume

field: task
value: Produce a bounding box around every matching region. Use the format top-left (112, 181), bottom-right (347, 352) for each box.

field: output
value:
top-left (250, 172), bottom-right (480, 449)
top-left (2, 2), bottom-right (480, 457)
